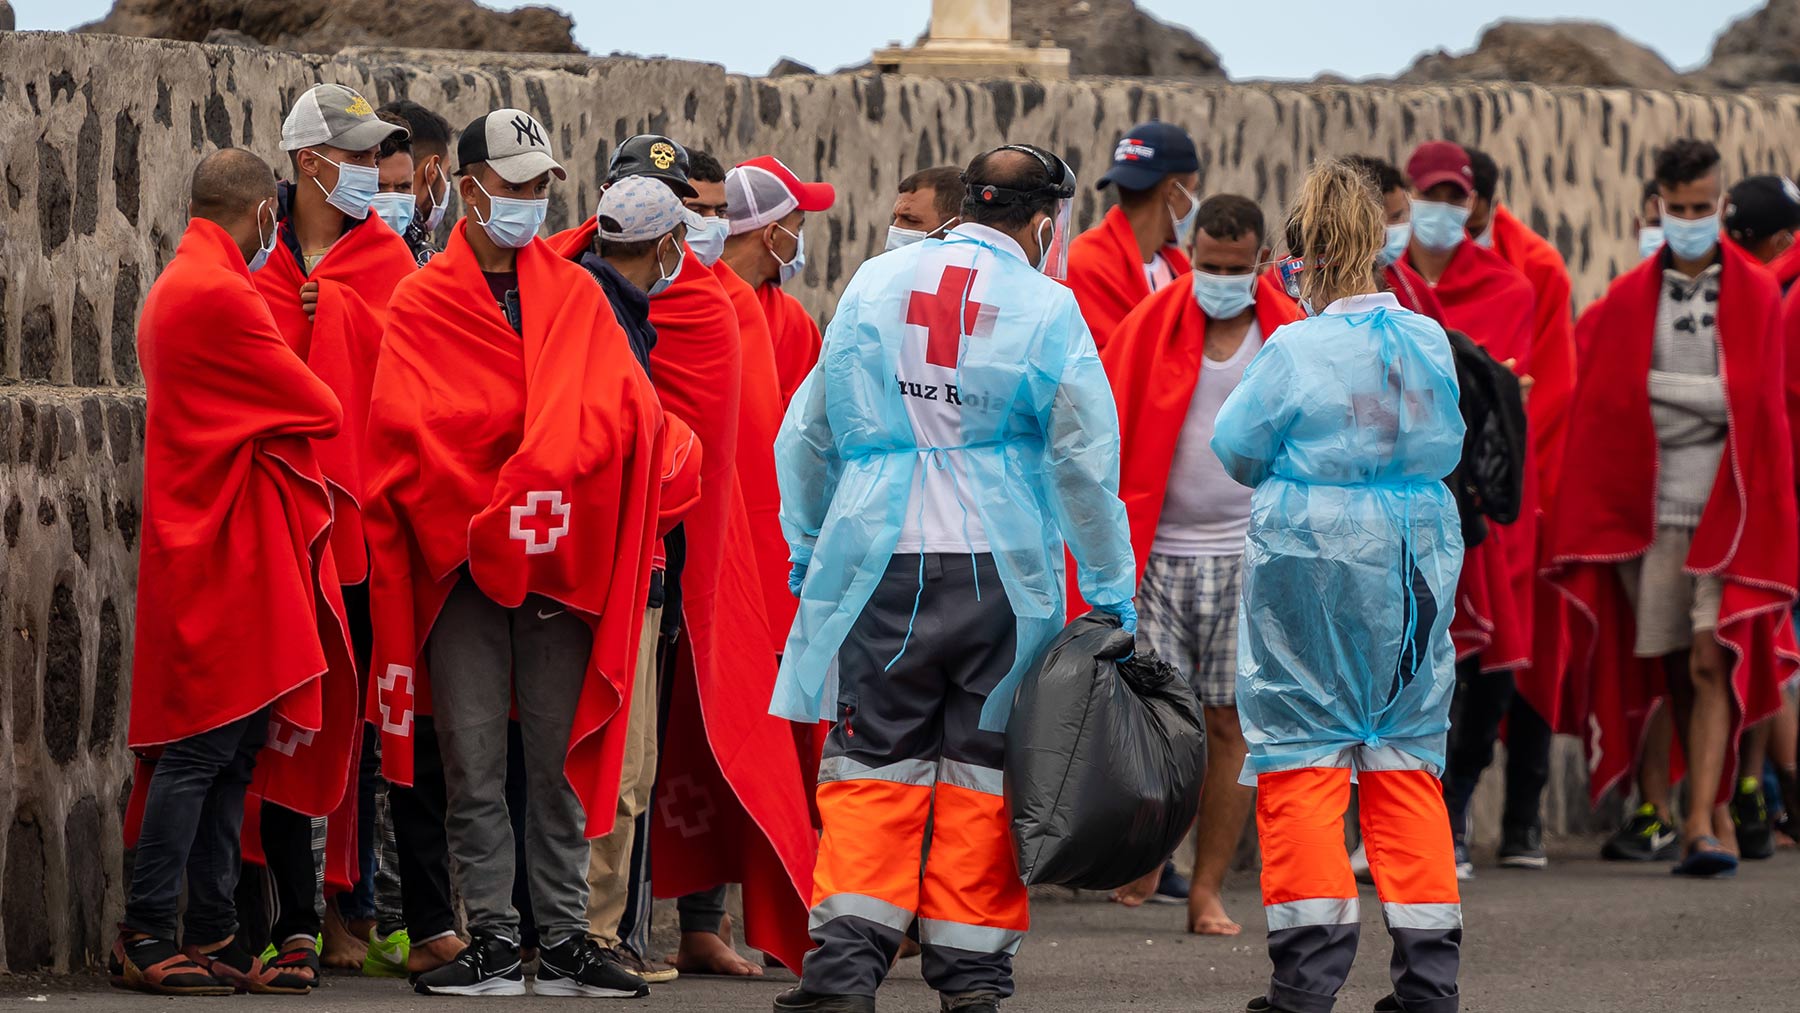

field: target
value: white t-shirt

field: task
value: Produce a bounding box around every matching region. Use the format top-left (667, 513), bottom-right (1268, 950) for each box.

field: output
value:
top-left (894, 223), bottom-right (1011, 554)
top-left (1144, 253), bottom-right (1176, 293)
top-left (1151, 320), bottom-right (1264, 557)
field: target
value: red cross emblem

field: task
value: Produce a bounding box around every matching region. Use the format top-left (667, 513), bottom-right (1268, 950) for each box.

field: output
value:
top-left (907, 266), bottom-right (987, 368)
top-left (509, 490), bottom-right (570, 555)
top-left (656, 774), bottom-right (716, 839)
top-left (266, 720), bottom-right (316, 758)
top-left (377, 663), bottom-right (415, 736)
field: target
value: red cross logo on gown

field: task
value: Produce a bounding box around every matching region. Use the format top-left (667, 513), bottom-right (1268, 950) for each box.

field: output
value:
top-left (908, 266), bottom-right (985, 368)
top-left (509, 490), bottom-right (571, 555)
top-left (377, 664), bottom-right (415, 736)
top-left (266, 720), bottom-right (316, 758)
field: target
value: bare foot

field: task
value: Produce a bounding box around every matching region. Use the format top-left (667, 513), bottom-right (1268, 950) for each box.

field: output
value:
top-left (1110, 867), bottom-right (1160, 907)
top-left (1187, 892), bottom-right (1242, 936)
top-left (406, 934), bottom-right (467, 974)
top-left (321, 906), bottom-right (369, 969)
top-left (671, 930), bottom-right (764, 977)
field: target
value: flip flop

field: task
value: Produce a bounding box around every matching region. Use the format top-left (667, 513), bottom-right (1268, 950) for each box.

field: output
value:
top-left (1671, 836), bottom-right (1739, 879)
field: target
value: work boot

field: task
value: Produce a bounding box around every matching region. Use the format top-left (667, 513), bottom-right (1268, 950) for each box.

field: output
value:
top-left (774, 986), bottom-right (877, 1012)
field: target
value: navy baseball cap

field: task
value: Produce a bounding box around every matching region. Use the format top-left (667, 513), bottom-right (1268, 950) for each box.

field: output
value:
top-left (1725, 175), bottom-right (1800, 242)
top-left (1097, 122), bottom-right (1199, 191)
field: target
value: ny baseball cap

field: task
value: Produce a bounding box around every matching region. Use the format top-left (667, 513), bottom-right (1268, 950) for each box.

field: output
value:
top-left (608, 135), bottom-right (698, 199)
top-left (1097, 122), bottom-right (1198, 191)
top-left (1407, 141), bottom-right (1475, 196)
top-left (281, 83), bottom-right (406, 153)
top-left (597, 175), bottom-right (704, 242)
top-left (724, 156), bottom-right (836, 236)
top-left (455, 109), bottom-right (566, 184)
top-left (1725, 175), bottom-right (1800, 242)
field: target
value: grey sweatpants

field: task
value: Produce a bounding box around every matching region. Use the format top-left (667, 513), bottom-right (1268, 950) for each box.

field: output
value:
top-left (428, 572), bottom-right (594, 947)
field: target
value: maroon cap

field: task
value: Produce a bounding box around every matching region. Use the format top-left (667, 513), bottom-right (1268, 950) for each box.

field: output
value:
top-left (1406, 141), bottom-right (1474, 196)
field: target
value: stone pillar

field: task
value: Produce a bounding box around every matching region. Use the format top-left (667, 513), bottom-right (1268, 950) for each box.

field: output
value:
top-left (872, 0), bottom-right (1070, 80)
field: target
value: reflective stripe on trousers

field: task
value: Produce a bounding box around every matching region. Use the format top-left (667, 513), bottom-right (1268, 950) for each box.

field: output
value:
top-left (1255, 766), bottom-right (1462, 1013)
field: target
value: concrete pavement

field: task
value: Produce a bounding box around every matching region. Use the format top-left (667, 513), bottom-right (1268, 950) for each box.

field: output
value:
top-left (4, 846), bottom-right (1796, 1012)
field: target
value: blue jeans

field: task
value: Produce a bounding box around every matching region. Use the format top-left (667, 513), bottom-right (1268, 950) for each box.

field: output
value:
top-left (124, 709), bottom-right (270, 942)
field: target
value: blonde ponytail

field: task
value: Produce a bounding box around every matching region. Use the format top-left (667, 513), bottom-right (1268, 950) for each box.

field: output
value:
top-left (1284, 158), bottom-right (1385, 311)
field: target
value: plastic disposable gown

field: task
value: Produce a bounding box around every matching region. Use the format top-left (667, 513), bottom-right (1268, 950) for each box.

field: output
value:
top-left (772, 229), bottom-right (1137, 732)
top-left (1210, 294), bottom-right (1466, 777)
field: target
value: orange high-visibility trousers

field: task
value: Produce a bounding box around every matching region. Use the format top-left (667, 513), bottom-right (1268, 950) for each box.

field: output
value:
top-left (1256, 766), bottom-right (1461, 1013)
top-left (800, 554), bottom-right (1029, 1001)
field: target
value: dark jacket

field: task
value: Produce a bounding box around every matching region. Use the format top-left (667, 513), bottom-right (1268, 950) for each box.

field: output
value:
top-left (578, 252), bottom-right (658, 373)
top-left (1447, 328), bottom-right (1527, 547)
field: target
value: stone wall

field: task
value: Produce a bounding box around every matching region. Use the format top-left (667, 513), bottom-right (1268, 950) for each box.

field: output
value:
top-left (3, 29), bottom-right (1798, 971)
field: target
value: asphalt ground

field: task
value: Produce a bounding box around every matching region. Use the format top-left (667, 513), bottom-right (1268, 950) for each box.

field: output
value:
top-left (6, 839), bottom-right (1797, 1012)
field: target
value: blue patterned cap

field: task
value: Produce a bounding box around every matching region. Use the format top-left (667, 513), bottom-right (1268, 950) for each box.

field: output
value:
top-left (597, 175), bottom-right (704, 242)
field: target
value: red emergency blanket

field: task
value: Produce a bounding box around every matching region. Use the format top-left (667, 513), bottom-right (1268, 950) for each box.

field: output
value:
top-left (1066, 206), bottom-right (1191, 351)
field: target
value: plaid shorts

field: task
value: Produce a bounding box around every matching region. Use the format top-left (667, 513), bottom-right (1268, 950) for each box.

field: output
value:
top-left (1137, 552), bottom-right (1243, 707)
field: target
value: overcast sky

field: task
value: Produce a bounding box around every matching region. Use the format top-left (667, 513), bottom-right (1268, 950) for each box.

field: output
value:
top-left (21, 0), bottom-right (1764, 81)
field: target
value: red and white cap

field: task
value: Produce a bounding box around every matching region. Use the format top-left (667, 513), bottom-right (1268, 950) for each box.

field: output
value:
top-left (724, 156), bottom-right (836, 236)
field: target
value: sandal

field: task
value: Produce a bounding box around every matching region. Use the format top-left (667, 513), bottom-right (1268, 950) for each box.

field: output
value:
top-left (111, 933), bottom-right (233, 995)
top-left (1670, 836), bottom-right (1739, 879)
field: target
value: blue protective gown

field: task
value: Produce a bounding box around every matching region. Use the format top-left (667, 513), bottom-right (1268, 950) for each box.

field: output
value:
top-left (772, 224), bottom-right (1137, 732)
top-left (1210, 293), bottom-right (1466, 777)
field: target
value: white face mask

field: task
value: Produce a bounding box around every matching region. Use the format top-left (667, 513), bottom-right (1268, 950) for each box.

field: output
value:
top-left (1170, 181), bottom-right (1199, 247)
top-left (687, 215), bottom-right (729, 266)
top-left (1190, 269), bottom-right (1257, 320)
top-left (470, 178), bottom-right (548, 250)
top-left (774, 224), bottom-right (806, 285)
top-left (1637, 225), bottom-right (1665, 260)
top-left (247, 198), bottom-right (279, 272)
top-left (309, 152), bottom-right (380, 220)
top-left (369, 191), bottom-right (415, 237)
top-left (648, 234), bottom-right (685, 298)
top-left (886, 217), bottom-right (960, 252)
top-left (422, 163), bottom-right (451, 233)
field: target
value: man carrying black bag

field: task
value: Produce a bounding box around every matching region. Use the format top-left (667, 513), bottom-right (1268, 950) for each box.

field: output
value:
top-left (769, 145), bottom-right (1140, 1013)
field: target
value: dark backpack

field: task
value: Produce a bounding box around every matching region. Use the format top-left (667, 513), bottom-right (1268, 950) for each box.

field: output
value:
top-left (1445, 329), bottom-right (1526, 547)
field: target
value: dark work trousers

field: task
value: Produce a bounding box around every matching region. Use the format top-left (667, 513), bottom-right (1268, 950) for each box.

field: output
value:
top-left (801, 553), bottom-right (1025, 1001)
top-left (260, 803), bottom-right (325, 944)
top-left (123, 709), bottom-right (271, 943)
top-left (339, 581), bottom-right (378, 923)
top-left (1441, 661), bottom-right (1553, 835)
top-left (506, 719), bottom-right (539, 952)
top-left (387, 714), bottom-right (457, 941)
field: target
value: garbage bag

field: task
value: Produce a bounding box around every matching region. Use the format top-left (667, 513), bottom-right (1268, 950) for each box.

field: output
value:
top-left (1005, 614), bottom-right (1207, 890)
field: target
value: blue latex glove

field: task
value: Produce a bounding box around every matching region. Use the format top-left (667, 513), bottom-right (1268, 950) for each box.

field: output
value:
top-left (1095, 600), bottom-right (1138, 636)
top-left (788, 562), bottom-right (808, 598)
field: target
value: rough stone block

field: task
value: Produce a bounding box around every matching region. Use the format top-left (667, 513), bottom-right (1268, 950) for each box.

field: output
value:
top-left (4, 811), bottom-right (52, 970)
top-left (64, 797), bottom-right (107, 967)
top-left (44, 580), bottom-right (84, 765)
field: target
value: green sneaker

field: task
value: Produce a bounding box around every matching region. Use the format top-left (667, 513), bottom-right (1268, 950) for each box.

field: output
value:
top-left (363, 929), bottom-right (411, 978)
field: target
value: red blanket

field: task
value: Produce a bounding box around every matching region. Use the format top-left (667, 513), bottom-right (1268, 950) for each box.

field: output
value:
top-left (1066, 206), bottom-right (1191, 352)
top-left (1415, 242), bottom-right (1538, 672)
top-left (130, 218), bottom-right (358, 821)
top-left (1769, 241), bottom-right (1800, 293)
top-left (363, 223), bottom-right (665, 839)
top-left (554, 228), bottom-right (814, 970)
top-left (1548, 241), bottom-right (1798, 804)
top-left (1103, 277), bottom-right (1305, 583)
top-left (720, 264), bottom-right (800, 656)
top-left (1256, 263), bottom-right (1444, 322)
top-left (255, 214), bottom-right (416, 585)
top-left (757, 281), bottom-right (822, 406)
top-left (1785, 285), bottom-right (1800, 535)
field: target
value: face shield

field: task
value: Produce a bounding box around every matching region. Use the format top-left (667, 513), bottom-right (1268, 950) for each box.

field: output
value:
top-left (968, 143), bottom-right (1078, 279)
top-left (1040, 196), bottom-right (1074, 280)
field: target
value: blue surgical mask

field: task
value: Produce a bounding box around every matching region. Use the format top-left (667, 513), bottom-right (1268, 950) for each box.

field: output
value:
top-left (687, 216), bottom-right (729, 266)
top-left (247, 199), bottom-right (279, 272)
top-left (1191, 270), bottom-right (1256, 320)
top-left (649, 235), bottom-right (684, 298)
top-left (1637, 226), bottom-right (1665, 260)
top-left (1378, 222), bottom-right (1411, 267)
top-left (886, 218), bottom-right (960, 252)
top-left (1410, 199), bottom-right (1471, 254)
top-left (776, 225), bottom-right (806, 285)
top-left (310, 153), bottom-right (379, 220)
top-left (369, 191), bottom-right (415, 237)
top-left (422, 164), bottom-right (451, 234)
top-left (1171, 182), bottom-right (1199, 247)
top-left (472, 179), bottom-right (548, 250)
top-left (1660, 206), bottom-right (1719, 262)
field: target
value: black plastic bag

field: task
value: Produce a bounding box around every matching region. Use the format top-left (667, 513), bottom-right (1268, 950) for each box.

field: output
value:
top-left (1005, 615), bottom-right (1208, 890)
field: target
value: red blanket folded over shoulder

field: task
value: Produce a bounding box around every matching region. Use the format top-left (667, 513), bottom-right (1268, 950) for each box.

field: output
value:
top-left (131, 218), bottom-right (358, 818)
top-left (1066, 206), bottom-right (1191, 352)
top-left (254, 215), bottom-right (416, 584)
top-left (756, 281), bottom-right (822, 407)
top-left (364, 222), bottom-right (666, 839)
top-left (1549, 241), bottom-right (1799, 803)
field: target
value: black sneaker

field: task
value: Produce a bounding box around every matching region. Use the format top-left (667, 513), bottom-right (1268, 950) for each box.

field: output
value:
top-left (415, 933), bottom-right (526, 996)
top-left (774, 986), bottom-right (877, 1012)
top-left (1497, 825), bottom-right (1548, 869)
top-left (1601, 804), bottom-right (1679, 862)
top-left (1732, 778), bottom-right (1776, 861)
top-left (534, 937), bottom-right (648, 998)
top-left (1246, 998), bottom-right (1300, 1013)
top-left (943, 992), bottom-right (1001, 1012)
top-left (1374, 997), bottom-right (1401, 1013)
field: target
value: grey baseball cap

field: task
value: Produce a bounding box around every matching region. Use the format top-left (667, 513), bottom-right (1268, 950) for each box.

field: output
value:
top-left (597, 176), bottom-right (704, 242)
top-left (281, 83), bottom-right (406, 153)
top-left (456, 109), bottom-right (566, 184)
